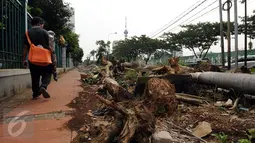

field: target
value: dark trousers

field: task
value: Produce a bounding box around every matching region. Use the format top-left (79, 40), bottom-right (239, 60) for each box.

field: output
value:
top-left (29, 62), bottom-right (52, 96)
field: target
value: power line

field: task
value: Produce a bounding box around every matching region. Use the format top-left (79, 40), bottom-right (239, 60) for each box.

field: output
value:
top-left (167, 0), bottom-right (218, 33)
top-left (168, 5), bottom-right (219, 33)
top-left (186, 6), bottom-right (219, 24)
top-left (149, 0), bottom-right (203, 37)
top-left (151, 0), bottom-right (209, 38)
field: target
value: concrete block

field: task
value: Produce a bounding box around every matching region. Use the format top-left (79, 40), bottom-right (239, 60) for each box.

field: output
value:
top-left (0, 69), bottom-right (31, 100)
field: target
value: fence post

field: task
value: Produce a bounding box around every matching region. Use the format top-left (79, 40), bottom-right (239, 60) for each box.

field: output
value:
top-left (62, 47), bottom-right (67, 71)
top-left (21, 0), bottom-right (28, 32)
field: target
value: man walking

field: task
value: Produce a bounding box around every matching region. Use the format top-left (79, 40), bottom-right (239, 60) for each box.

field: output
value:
top-left (23, 17), bottom-right (52, 99)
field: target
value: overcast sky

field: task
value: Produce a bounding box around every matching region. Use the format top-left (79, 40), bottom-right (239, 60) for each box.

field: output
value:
top-left (64, 0), bottom-right (255, 59)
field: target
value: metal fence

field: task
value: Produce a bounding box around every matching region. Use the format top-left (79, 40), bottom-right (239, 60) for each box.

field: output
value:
top-left (55, 44), bottom-right (62, 67)
top-left (0, 0), bottom-right (25, 69)
top-left (179, 49), bottom-right (255, 65)
top-left (0, 0), bottom-right (73, 69)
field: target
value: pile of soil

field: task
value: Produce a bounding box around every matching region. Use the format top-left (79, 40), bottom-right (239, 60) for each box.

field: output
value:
top-left (170, 104), bottom-right (255, 141)
top-left (65, 85), bottom-right (101, 132)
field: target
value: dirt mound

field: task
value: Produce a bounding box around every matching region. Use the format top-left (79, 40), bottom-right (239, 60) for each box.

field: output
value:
top-left (64, 85), bottom-right (101, 131)
top-left (170, 105), bottom-right (255, 141)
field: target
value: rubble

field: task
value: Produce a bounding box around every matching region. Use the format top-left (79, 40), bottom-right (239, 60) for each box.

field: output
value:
top-left (103, 77), bottom-right (133, 102)
top-left (69, 57), bottom-right (255, 143)
top-left (192, 121), bottom-right (212, 138)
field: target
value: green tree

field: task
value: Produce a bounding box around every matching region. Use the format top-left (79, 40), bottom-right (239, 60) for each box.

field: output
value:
top-left (28, 0), bottom-right (73, 36)
top-left (159, 32), bottom-right (182, 58)
top-left (71, 47), bottom-right (84, 66)
top-left (239, 10), bottom-right (255, 50)
top-left (95, 40), bottom-right (110, 64)
top-left (153, 49), bottom-right (172, 60)
top-left (124, 37), bottom-right (141, 61)
top-left (112, 36), bottom-right (154, 63)
top-left (112, 40), bottom-right (132, 61)
top-left (161, 32), bottom-right (182, 51)
top-left (173, 22), bottom-right (219, 58)
top-left (138, 35), bottom-right (161, 64)
top-left (112, 35), bottom-right (178, 63)
top-left (85, 56), bottom-right (91, 65)
top-left (62, 31), bottom-right (84, 62)
top-left (90, 50), bottom-right (97, 61)
top-left (64, 31), bottom-right (79, 51)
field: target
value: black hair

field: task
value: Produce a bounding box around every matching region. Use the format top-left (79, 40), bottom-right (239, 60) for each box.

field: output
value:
top-left (31, 17), bottom-right (44, 26)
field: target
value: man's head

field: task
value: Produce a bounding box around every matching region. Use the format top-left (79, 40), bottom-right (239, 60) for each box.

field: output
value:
top-left (31, 17), bottom-right (45, 28)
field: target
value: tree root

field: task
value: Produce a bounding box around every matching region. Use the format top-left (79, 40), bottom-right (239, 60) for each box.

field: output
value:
top-left (94, 94), bottom-right (155, 143)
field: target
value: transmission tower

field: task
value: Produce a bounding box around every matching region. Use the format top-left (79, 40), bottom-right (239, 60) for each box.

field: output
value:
top-left (124, 16), bottom-right (128, 39)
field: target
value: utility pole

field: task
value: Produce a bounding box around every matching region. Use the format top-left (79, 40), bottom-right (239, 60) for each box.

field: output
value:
top-left (223, 0), bottom-right (232, 70)
top-left (244, 0), bottom-right (247, 66)
top-left (227, 0), bottom-right (231, 70)
top-left (219, 0), bottom-right (225, 67)
top-left (107, 32), bottom-right (117, 60)
top-left (234, 0), bottom-right (238, 68)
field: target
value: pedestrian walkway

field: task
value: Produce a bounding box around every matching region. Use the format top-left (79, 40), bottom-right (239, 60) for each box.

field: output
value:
top-left (0, 69), bottom-right (82, 143)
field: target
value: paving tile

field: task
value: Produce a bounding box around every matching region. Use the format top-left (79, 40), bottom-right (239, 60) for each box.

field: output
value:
top-left (0, 70), bottom-right (81, 143)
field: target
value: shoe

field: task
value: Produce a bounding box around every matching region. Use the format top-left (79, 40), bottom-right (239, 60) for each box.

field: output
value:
top-left (39, 87), bottom-right (50, 98)
top-left (53, 72), bottom-right (58, 81)
top-left (32, 96), bottom-right (39, 100)
top-left (32, 92), bottom-right (41, 99)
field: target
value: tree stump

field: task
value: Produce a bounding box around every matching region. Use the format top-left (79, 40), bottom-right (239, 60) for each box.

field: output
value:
top-left (144, 78), bottom-right (177, 116)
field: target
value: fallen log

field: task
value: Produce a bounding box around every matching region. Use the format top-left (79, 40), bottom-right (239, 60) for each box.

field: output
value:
top-left (103, 77), bottom-right (133, 102)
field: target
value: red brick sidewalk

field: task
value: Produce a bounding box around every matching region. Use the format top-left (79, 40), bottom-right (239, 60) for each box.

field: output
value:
top-left (0, 69), bottom-right (82, 143)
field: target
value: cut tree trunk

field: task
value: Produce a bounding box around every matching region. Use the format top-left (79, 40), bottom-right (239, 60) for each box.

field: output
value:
top-left (143, 78), bottom-right (177, 116)
top-left (103, 77), bottom-right (133, 102)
